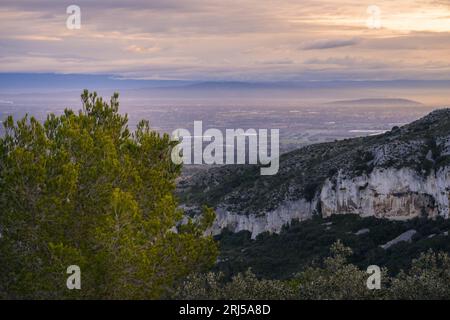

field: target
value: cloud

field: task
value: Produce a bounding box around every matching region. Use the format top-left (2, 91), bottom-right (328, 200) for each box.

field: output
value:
top-left (300, 38), bottom-right (360, 50)
top-left (125, 45), bottom-right (161, 54)
top-left (256, 59), bottom-right (295, 65)
top-left (303, 56), bottom-right (392, 72)
top-left (0, 0), bottom-right (449, 81)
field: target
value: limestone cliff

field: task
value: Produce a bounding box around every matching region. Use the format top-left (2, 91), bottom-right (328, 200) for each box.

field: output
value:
top-left (320, 167), bottom-right (449, 220)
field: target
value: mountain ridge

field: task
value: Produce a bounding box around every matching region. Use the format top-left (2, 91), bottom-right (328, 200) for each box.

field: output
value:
top-left (325, 98), bottom-right (423, 106)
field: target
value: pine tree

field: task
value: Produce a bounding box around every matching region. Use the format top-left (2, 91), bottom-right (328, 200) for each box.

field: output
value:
top-left (0, 90), bottom-right (217, 299)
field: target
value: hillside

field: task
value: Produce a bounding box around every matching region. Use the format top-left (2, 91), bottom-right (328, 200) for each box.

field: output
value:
top-left (178, 108), bottom-right (450, 238)
top-left (215, 214), bottom-right (450, 280)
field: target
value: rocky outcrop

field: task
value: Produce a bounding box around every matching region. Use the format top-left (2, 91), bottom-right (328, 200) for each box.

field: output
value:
top-left (355, 228), bottom-right (370, 235)
top-left (381, 230), bottom-right (417, 249)
top-left (209, 166), bottom-right (449, 239)
top-left (209, 198), bottom-right (316, 239)
top-left (320, 167), bottom-right (449, 220)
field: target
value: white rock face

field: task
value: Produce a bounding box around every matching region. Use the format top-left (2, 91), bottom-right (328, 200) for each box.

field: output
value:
top-left (320, 167), bottom-right (450, 220)
top-left (381, 230), bottom-right (417, 249)
top-left (209, 166), bottom-right (450, 239)
top-left (355, 228), bottom-right (370, 236)
top-left (209, 198), bottom-right (316, 239)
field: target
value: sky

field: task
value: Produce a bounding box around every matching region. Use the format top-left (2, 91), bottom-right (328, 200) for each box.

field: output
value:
top-left (1, 0), bottom-right (450, 81)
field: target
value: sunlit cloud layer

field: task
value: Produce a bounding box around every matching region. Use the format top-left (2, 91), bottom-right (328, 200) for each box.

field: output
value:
top-left (1, 0), bottom-right (450, 81)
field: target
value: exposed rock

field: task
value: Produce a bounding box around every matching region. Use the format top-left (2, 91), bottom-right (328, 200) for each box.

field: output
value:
top-left (381, 230), bottom-right (417, 250)
top-left (208, 166), bottom-right (448, 239)
top-left (355, 228), bottom-right (370, 236)
top-left (209, 198), bottom-right (316, 239)
top-left (320, 167), bottom-right (448, 220)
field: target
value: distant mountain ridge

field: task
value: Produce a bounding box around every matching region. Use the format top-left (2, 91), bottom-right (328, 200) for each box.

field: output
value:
top-left (326, 98), bottom-right (423, 106)
top-left (3, 73), bottom-right (450, 92)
